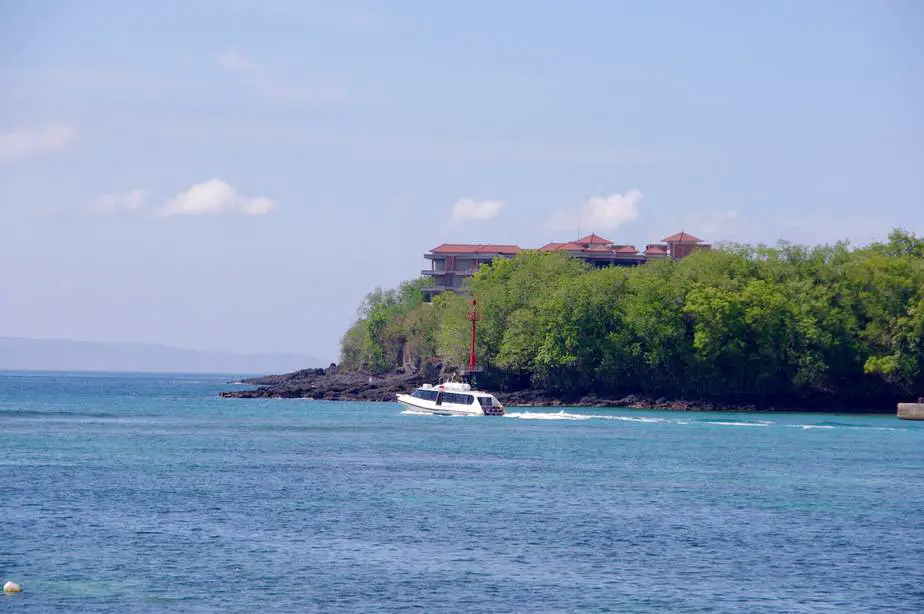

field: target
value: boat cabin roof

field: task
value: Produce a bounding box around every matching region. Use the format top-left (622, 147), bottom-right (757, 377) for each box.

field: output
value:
top-left (416, 384), bottom-right (496, 398)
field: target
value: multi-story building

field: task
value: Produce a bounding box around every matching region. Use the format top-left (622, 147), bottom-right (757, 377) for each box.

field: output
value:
top-left (422, 243), bottom-right (522, 301)
top-left (421, 232), bottom-right (708, 299)
top-left (660, 231), bottom-right (708, 259)
top-left (540, 233), bottom-right (649, 266)
top-left (539, 232), bottom-right (708, 266)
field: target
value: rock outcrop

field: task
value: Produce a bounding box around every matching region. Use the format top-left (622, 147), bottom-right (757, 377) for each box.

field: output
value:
top-left (221, 364), bottom-right (425, 402)
top-left (221, 365), bottom-right (771, 410)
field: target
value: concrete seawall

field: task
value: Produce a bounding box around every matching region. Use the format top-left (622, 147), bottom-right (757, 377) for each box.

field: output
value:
top-left (897, 403), bottom-right (924, 420)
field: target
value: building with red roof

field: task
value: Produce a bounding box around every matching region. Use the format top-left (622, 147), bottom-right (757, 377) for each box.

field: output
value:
top-left (422, 243), bottom-right (523, 299)
top-left (430, 243), bottom-right (522, 255)
top-left (538, 233), bottom-right (646, 268)
top-left (421, 231), bottom-right (708, 299)
top-left (661, 231), bottom-right (708, 259)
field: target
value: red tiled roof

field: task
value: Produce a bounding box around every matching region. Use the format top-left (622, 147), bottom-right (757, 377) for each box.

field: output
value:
top-left (611, 245), bottom-right (638, 254)
top-left (662, 231), bottom-right (703, 243)
top-left (539, 242), bottom-right (586, 252)
top-left (543, 241), bottom-right (639, 255)
top-left (575, 233), bottom-right (612, 245)
top-left (645, 244), bottom-right (668, 254)
top-left (431, 243), bottom-right (522, 254)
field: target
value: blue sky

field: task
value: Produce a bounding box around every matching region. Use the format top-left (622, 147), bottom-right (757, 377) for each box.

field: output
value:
top-left (1, 0), bottom-right (922, 362)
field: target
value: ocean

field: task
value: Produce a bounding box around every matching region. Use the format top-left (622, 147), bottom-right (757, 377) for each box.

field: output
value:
top-left (1, 372), bottom-right (923, 613)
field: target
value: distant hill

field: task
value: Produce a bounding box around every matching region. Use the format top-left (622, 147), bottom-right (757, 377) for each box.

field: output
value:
top-left (0, 337), bottom-right (323, 375)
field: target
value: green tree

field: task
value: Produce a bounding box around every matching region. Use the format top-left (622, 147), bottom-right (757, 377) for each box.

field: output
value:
top-left (338, 228), bottom-right (923, 407)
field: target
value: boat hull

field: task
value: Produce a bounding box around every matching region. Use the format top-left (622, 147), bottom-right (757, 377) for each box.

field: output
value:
top-left (396, 394), bottom-right (499, 416)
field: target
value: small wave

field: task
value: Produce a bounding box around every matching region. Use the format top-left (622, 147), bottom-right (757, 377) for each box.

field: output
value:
top-left (785, 422), bottom-right (901, 432)
top-left (505, 411), bottom-right (664, 423)
top-left (400, 409), bottom-right (434, 416)
top-left (610, 415), bottom-right (665, 424)
top-left (813, 421), bottom-right (899, 431)
top-left (506, 411), bottom-right (594, 421)
top-left (0, 409), bottom-right (119, 419)
top-left (699, 420), bottom-right (772, 427)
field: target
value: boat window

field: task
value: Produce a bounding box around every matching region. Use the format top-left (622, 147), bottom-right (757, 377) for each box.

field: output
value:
top-left (412, 389), bottom-right (439, 401)
top-left (478, 396), bottom-right (493, 407)
top-left (438, 392), bottom-right (472, 404)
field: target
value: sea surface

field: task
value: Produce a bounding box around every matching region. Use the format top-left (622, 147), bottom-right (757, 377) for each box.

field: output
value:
top-left (1, 372), bottom-right (923, 613)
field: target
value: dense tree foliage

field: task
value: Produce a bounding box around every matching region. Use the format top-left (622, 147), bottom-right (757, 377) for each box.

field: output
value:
top-left (339, 229), bottom-right (924, 404)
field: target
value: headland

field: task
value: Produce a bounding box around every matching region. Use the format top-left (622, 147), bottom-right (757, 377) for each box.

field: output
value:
top-left (222, 229), bottom-right (923, 414)
top-left (219, 364), bottom-right (899, 413)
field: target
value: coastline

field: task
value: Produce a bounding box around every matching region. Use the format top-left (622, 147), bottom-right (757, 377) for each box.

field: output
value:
top-left (218, 367), bottom-right (897, 414)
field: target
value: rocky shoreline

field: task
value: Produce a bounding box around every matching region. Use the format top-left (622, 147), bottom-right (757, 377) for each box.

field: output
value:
top-left (219, 366), bottom-right (893, 413)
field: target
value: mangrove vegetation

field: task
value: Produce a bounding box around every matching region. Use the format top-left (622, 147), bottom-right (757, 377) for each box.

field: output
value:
top-left (339, 229), bottom-right (924, 406)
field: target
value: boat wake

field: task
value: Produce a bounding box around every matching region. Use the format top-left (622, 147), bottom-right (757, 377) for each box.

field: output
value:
top-left (505, 410), bottom-right (664, 423)
top-left (696, 419), bottom-right (773, 427)
top-left (399, 408), bottom-right (905, 431)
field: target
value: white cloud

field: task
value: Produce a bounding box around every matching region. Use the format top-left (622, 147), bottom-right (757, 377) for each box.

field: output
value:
top-left (451, 198), bottom-right (505, 221)
top-left (83, 189), bottom-right (144, 215)
top-left (157, 179), bottom-right (275, 216)
top-left (0, 123), bottom-right (76, 165)
top-left (547, 189), bottom-right (643, 231)
top-left (214, 50), bottom-right (348, 104)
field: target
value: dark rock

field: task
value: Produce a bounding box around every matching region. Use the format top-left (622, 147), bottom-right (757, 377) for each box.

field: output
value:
top-left (220, 365), bottom-right (425, 402)
top-left (219, 364), bottom-right (896, 412)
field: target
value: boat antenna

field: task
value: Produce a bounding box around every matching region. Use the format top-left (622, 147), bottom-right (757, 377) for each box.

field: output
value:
top-left (467, 298), bottom-right (478, 386)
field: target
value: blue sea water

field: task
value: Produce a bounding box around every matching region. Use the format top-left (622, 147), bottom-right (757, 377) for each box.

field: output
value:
top-left (1, 372), bottom-right (923, 613)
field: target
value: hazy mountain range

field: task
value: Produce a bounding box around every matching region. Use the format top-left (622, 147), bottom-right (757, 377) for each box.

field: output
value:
top-left (0, 337), bottom-right (323, 375)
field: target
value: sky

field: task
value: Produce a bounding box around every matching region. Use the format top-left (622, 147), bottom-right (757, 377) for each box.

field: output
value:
top-left (1, 0), bottom-right (922, 362)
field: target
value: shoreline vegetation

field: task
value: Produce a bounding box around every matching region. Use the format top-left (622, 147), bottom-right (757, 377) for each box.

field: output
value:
top-left (222, 230), bottom-right (924, 413)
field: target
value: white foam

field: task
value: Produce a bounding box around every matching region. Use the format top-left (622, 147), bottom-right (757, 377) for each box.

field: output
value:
top-left (609, 415), bottom-right (665, 424)
top-left (400, 409), bottom-right (433, 416)
top-left (702, 421), bottom-right (771, 427)
top-left (505, 411), bottom-right (594, 421)
top-left (505, 410), bottom-right (664, 423)
top-left (784, 423), bottom-right (899, 431)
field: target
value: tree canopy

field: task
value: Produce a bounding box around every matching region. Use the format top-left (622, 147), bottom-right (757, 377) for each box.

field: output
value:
top-left (339, 229), bottom-right (924, 405)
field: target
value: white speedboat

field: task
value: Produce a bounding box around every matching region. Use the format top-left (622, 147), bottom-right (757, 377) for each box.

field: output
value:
top-left (396, 380), bottom-right (504, 416)
top-left (398, 299), bottom-right (504, 416)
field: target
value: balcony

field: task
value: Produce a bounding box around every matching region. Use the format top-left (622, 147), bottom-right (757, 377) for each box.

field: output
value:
top-left (422, 268), bottom-right (477, 276)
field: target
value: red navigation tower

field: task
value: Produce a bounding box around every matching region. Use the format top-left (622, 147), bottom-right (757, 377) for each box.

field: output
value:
top-left (467, 299), bottom-right (478, 381)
